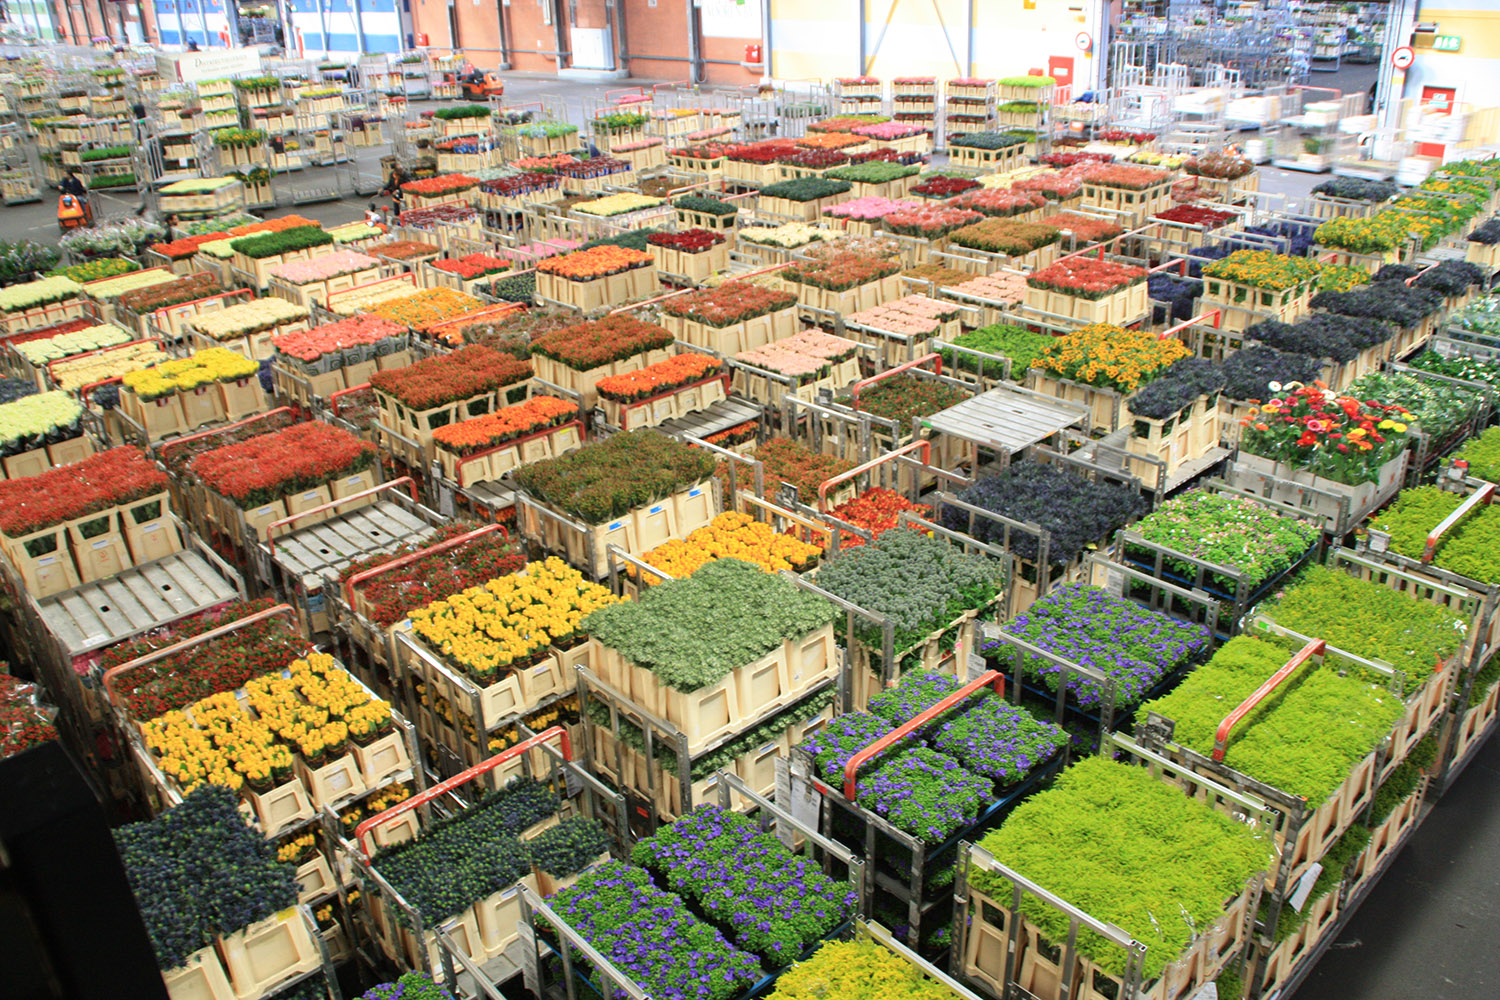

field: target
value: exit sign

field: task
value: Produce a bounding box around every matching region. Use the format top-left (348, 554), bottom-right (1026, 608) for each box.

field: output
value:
top-left (1433, 35), bottom-right (1462, 52)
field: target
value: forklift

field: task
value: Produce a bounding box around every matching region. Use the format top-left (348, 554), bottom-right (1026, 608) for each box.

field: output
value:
top-left (458, 68), bottom-right (505, 101)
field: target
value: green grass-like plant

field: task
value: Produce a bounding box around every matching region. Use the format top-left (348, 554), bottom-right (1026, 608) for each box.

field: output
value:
top-left (1140, 634), bottom-right (1406, 803)
top-left (972, 757), bottom-right (1271, 979)
top-left (581, 558), bottom-right (835, 692)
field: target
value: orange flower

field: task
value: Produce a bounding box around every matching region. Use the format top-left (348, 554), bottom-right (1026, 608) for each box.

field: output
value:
top-left (596, 354), bottom-right (722, 404)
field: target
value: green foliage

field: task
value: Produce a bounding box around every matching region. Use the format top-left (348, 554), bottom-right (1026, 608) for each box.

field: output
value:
top-left (1140, 635), bottom-right (1406, 803)
top-left (228, 225), bottom-right (332, 260)
top-left (581, 559), bottom-right (835, 692)
top-left (674, 194), bottom-right (738, 217)
top-left (767, 939), bottom-right (952, 1000)
top-left (1371, 486), bottom-right (1500, 584)
top-left (757, 177), bottom-right (853, 203)
top-left (938, 323), bottom-right (1055, 379)
top-left (1452, 426), bottom-right (1500, 482)
top-left (433, 104), bottom-right (492, 121)
top-left (972, 757), bottom-right (1271, 979)
top-left (79, 145), bottom-right (131, 162)
top-left (812, 529), bottom-right (1003, 650)
top-left (1127, 490), bottom-right (1320, 589)
top-left (825, 160), bottom-right (920, 184)
top-left (1259, 565), bottom-right (1466, 692)
top-left (513, 429), bottom-right (714, 525)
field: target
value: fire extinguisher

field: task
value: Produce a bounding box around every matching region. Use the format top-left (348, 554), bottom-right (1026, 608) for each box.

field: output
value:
top-left (744, 43), bottom-right (763, 68)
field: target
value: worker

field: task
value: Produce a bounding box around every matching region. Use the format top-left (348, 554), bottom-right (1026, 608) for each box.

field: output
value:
top-left (364, 203), bottom-right (383, 227)
top-left (381, 164), bottom-right (408, 215)
top-left (59, 171), bottom-right (86, 199)
top-left (161, 214), bottom-right (180, 244)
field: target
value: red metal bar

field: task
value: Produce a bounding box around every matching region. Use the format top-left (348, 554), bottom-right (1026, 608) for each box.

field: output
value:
top-left (79, 374), bottom-right (125, 406)
top-left (342, 522), bottom-right (507, 610)
top-left (1159, 308), bottom-right (1222, 341)
top-left (101, 604), bottom-right (298, 707)
top-left (454, 418), bottom-right (584, 484)
top-left (842, 671), bottom-right (1004, 799)
top-left (849, 353), bottom-right (943, 410)
top-left (1148, 257), bottom-right (1189, 276)
top-left (159, 407), bottom-right (296, 463)
top-left (265, 477), bottom-right (419, 556)
top-left (1422, 482), bottom-right (1495, 563)
top-left (330, 382), bottom-right (372, 417)
top-left (817, 439), bottom-right (932, 511)
top-left (1212, 638), bottom-right (1325, 762)
top-left (1405, 263), bottom-right (1437, 287)
top-left (355, 725), bottom-right (572, 858)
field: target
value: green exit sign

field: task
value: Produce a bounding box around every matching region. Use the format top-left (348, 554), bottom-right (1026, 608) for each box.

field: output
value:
top-left (1433, 34), bottom-right (1462, 52)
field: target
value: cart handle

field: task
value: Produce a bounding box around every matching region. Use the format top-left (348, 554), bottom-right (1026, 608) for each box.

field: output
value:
top-left (265, 477), bottom-right (418, 555)
top-left (1160, 308), bottom-right (1222, 341)
top-left (1148, 257), bottom-right (1189, 277)
top-left (78, 374), bottom-right (125, 405)
top-left (1422, 482), bottom-right (1495, 563)
top-left (1405, 263), bottom-right (1437, 288)
top-left (342, 522), bottom-right (508, 610)
top-left (330, 381), bottom-right (371, 417)
top-left (1212, 637), bottom-right (1324, 762)
top-left (817, 438), bottom-right (931, 512)
top-left (849, 353), bottom-right (943, 410)
top-left (355, 725), bottom-right (571, 858)
top-left (842, 671), bottom-right (1004, 800)
top-left (159, 406), bottom-right (295, 463)
top-left (101, 603), bottom-right (298, 707)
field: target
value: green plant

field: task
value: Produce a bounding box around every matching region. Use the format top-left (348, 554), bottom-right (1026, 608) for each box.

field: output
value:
top-left (1451, 425), bottom-right (1500, 481)
top-left (1370, 486), bottom-right (1500, 584)
top-left (79, 145), bottom-right (130, 161)
top-left (1259, 565), bottom-right (1465, 690)
top-left (1140, 634), bottom-right (1407, 803)
top-left (757, 177), bottom-right (853, 203)
top-left (673, 194), bottom-right (737, 216)
top-left (971, 757), bottom-right (1271, 979)
top-left (228, 225), bottom-right (332, 260)
top-left (513, 428), bottom-right (714, 526)
top-left (1126, 491), bottom-right (1321, 590)
top-left (1303, 137), bottom-right (1324, 155)
top-left (581, 559), bottom-right (834, 691)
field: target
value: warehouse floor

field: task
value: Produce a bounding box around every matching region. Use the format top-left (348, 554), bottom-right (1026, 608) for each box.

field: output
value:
top-left (1299, 733), bottom-right (1500, 1000)
top-left (21, 58), bottom-right (1495, 1000)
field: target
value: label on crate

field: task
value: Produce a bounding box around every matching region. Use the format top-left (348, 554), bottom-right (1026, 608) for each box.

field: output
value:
top-left (1188, 985), bottom-right (1218, 1000)
top-left (531, 663), bottom-right (551, 677)
top-left (1104, 567), bottom-right (1127, 597)
top-left (37, 556), bottom-right (56, 567)
top-left (518, 922), bottom-right (539, 994)
top-left (91, 539), bottom-right (111, 550)
top-left (1288, 862), bottom-right (1322, 912)
top-left (967, 653), bottom-right (987, 682)
top-left (438, 484), bottom-right (454, 518)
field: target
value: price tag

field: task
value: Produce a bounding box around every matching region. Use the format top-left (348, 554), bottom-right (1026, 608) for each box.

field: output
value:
top-left (1105, 567), bottom-right (1126, 597)
top-left (967, 653), bottom-right (987, 681)
top-left (1188, 984), bottom-right (1219, 1000)
top-left (1288, 862), bottom-right (1322, 912)
top-left (438, 484), bottom-right (454, 518)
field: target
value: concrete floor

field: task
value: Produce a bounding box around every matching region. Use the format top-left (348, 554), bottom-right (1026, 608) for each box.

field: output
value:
top-left (1298, 733), bottom-right (1500, 1000)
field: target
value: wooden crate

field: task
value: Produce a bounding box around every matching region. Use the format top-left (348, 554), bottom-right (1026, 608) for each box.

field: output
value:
top-left (1024, 282), bottom-right (1149, 327)
top-left (162, 946), bottom-right (235, 1000)
top-left (218, 909), bottom-right (320, 1000)
top-left (1201, 277), bottom-right (1314, 333)
top-left (535, 263), bottom-right (659, 314)
top-left (1228, 450), bottom-right (1406, 535)
top-left (647, 242), bottom-right (730, 284)
top-left (530, 346), bottom-right (670, 410)
top-left (659, 306), bottom-right (799, 356)
top-left (1124, 395), bottom-right (1221, 481)
top-left (599, 375), bottom-right (727, 431)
